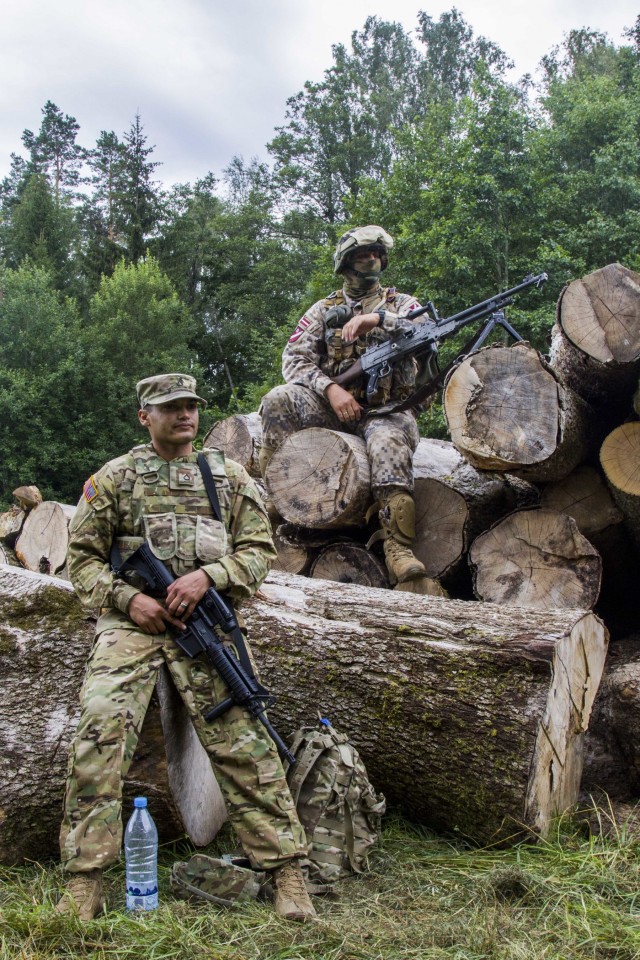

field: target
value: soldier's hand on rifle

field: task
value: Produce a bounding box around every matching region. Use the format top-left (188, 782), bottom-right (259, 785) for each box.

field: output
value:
top-left (165, 569), bottom-right (211, 622)
top-left (128, 593), bottom-right (187, 635)
top-left (326, 383), bottom-right (363, 422)
top-left (341, 312), bottom-right (382, 343)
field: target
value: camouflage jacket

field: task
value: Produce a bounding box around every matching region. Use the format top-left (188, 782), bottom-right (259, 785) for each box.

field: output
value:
top-left (67, 444), bottom-right (276, 620)
top-left (283, 286), bottom-right (423, 405)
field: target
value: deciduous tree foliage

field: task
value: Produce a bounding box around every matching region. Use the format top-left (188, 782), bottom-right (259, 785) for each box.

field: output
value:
top-left (0, 11), bottom-right (639, 503)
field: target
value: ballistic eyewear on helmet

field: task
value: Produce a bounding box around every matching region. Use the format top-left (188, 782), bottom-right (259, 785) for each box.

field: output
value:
top-left (350, 244), bottom-right (386, 259)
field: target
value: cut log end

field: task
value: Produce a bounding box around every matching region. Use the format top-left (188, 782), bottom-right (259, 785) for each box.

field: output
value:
top-left (265, 428), bottom-right (372, 528)
top-left (469, 508), bottom-right (602, 611)
top-left (526, 612), bottom-right (609, 833)
top-left (559, 263), bottom-right (640, 364)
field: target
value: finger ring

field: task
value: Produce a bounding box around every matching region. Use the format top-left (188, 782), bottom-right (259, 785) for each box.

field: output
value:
top-left (179, 601), bottom-right (187, 608)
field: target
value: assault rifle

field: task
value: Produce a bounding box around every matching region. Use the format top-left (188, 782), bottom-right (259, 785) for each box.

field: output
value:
top-left (331, 272), bottom-right (548, 407)
top-left (112, 541), bottom-right (296, 765)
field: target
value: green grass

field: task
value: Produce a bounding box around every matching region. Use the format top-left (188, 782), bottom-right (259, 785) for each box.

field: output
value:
top-left (1, 810), bottom-right (639, 960)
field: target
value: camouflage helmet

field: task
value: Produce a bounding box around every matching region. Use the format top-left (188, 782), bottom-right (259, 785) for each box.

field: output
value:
top-left (333, 225), bottom-right (394, 274)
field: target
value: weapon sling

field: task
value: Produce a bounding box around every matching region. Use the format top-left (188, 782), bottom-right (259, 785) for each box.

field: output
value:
top-left (109, 454), bottom-right (295, 763)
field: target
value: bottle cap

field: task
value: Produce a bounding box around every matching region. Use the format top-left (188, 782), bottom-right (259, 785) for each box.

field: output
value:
top-left (134, 797), bottom-right (148, 808)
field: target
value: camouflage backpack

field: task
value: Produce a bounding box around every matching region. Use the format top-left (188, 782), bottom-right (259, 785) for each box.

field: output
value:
top-left (285, 717), bottom-right (386, 892)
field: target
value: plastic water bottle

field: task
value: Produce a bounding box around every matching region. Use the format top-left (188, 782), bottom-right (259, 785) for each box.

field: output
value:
top-left (124, 796), bottom-right (158, 911)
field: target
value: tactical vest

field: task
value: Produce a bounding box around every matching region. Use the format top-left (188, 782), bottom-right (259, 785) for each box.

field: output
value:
top-left (114, 445), bottom-right (231, 579)
top-left (323, 287), bottom-right (411, 404)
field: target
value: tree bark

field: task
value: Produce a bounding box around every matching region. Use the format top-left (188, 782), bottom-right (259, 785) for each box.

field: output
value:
top-left (599, 421), bottom-right (640, 553)
top-left (0, 565), bottom-right (225, 864)
top-left (549, 263), bottom-right (640, 406)
top-left (203, 412), bottom-right (263, 478)
top-left (468, 507), bottom-right (602, 610)
top-left (583, 637), bottom-right (640, 802)
top-left (443, 342), bottom-right (597, 482)
top-left (265, 428), bottom-right (372, 528)
top-left (310, 542), bottom-right (389, 588)
top-left (244, 571), bottom-right (608, 842)
top-left (412, 438), bottom-right (538, 581)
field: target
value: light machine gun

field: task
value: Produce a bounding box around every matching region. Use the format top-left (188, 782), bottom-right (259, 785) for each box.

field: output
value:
top-left (112, 542), bottom-right (296, 765)
top-left (329, 272), bottom-right (548, 408)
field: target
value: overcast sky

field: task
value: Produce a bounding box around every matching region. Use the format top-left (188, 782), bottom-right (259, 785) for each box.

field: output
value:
top-left (1, 0), bottom-right (637, 188)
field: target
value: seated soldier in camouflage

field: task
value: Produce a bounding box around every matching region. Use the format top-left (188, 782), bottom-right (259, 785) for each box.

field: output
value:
top-left (56, 373), bottom-right (315, 922)
top-left (260, 226), bottom-right (427, 585)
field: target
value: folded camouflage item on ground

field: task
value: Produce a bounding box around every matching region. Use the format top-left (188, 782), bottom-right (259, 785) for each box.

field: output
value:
top-left (170, 854), bottom-right (268, 906)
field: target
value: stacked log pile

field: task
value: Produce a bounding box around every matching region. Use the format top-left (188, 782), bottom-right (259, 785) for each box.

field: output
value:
top-left (1, 262), bottom-right (639, 859)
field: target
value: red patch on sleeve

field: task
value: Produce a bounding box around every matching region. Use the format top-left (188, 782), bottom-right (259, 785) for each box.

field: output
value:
top-left (288, 315), bottom-right (311, 343)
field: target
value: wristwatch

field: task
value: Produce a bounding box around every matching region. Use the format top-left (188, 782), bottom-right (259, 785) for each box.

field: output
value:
top-left (376, 309), bottom-right (385, 327)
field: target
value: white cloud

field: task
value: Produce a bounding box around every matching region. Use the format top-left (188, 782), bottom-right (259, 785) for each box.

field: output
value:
top-left (1, 0), bottom-right (637, 186)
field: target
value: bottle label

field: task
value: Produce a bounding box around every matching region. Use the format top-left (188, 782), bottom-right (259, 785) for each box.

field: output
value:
top-left (126, 884), bottom-right (159, 911)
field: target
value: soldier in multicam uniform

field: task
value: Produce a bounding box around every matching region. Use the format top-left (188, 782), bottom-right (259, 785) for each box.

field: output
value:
top-left (260, 225), bottom-right (428, 585)
top-left (56, 373), bottom-right (316, 923)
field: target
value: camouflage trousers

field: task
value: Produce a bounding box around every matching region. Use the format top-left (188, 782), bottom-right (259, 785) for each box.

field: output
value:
top-left (60, 616), bottom-right (307, 873)
top-left (259, 384), bottom-right (420, 496)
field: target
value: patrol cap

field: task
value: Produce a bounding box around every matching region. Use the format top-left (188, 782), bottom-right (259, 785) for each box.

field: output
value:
top-left (136, 373), bottom-right (207, 409)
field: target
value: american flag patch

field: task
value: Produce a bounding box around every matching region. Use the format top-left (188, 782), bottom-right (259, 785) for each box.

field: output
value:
top-left (289, 315), bottom-right (311, 343)
top-left (83, 475), bottom-right (99, 503)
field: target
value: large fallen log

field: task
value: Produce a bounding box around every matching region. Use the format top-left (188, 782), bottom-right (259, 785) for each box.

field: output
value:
top-left (1, 564), bottom-right (611, 848)
top-left (443, 341), bottom-right (597, 482)
top-left (0, 565), bottom-right (225, 864)
top-left (244, 571), bottom-right (608, 842)
top-left (412, 438), bottom-right (538, 582)
top-left (468, 507), bottom-right (602, 610)
top-left (549, 263), bottom-right (640, 407)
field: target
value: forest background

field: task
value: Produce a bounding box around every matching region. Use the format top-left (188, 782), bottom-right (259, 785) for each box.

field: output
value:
top-left (1, 9), bottom-right (639, 508)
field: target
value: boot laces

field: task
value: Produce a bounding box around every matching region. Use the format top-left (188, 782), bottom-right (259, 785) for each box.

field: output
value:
top-left (276, 862), bottom-right (307, 898)
top-left (67, 872), bottom-right (99, 896)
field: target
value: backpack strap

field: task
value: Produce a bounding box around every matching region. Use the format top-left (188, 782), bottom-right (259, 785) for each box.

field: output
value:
top-left (286, 733), bottom-right (334, 807)
top-left (197, 452), bottom-right (223, 523)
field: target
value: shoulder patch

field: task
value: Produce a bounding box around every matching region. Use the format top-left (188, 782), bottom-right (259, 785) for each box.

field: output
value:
top-left (83, 475), bottom-right (100, 503)
top-left (289, 315), bottom-right (312, 344)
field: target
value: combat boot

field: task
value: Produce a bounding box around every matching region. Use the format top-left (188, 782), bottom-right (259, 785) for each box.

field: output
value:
top-left (55, 869), bottom-right (104, 921)
top-left (272, 860), bottom-right (316, 922)
top-left (379, 492), bottom-right (426, 585)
